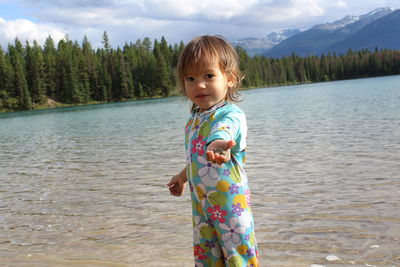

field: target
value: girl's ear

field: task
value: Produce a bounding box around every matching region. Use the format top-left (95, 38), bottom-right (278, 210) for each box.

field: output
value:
top-left (226, 73), bottom-right (235, 88)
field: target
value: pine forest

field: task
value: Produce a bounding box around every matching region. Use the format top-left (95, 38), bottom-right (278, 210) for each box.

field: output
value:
top-left (1, 32), bottom-right (400, 112)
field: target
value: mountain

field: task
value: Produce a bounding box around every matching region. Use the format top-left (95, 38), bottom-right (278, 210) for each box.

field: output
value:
top-left (326, 9), bottom-right (400, 54)
top-left (263, 7), bottom-right (395, 57)
top-left (265, 29), bottom-right (301, 45)
top-left (232, 29), bottom-right (300, 56)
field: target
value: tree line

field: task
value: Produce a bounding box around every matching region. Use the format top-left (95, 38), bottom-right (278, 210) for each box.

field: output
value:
top-left (0, 32), bottom-right (183, 111)
top-left (238, 47), bottom-right (400, 88)
top-left (1, 32), bottom-right (400, 111)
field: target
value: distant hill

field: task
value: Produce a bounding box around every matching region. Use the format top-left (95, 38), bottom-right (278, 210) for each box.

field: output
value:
top-left (326, 9), bottom-right (400, 54)
top-left (264, 7), bottom-right (395, 57)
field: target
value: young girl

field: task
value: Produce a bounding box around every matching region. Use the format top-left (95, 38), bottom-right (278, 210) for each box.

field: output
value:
top-left (167, 35), bottom-right (259, 267)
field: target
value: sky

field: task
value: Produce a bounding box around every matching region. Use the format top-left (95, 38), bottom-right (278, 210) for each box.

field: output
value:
top-left (1, 0), bottom-right (400, 48)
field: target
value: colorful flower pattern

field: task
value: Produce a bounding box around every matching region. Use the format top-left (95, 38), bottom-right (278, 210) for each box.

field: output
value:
top-left (207, 205), bottom-right (227, 223)
top-left (185, 102), bottom-right (259, 266)
top-left (194, 245), bottom-right (207, 260)
top-left (192, 136), bottom-right (206, 156)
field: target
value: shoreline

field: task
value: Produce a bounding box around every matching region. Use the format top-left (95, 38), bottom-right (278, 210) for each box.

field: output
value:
top-left (0, 81), bottom-right (320, 114)
top-left (1, 74), bottom-right (398, 115)
top-left (0, 95), bottom-right (171, 115)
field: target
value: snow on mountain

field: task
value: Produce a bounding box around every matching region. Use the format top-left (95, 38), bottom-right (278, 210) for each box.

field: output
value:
top-left (266, 29), bottom-right (301, 45)
top-left (314, 7), bottom-right (394, 31)
top-left (232, 29), bottom-right (300, 54)
top-left (233, 7), bottom-right (396, 56)
top-left (315, 15), bottom-right (360, 31)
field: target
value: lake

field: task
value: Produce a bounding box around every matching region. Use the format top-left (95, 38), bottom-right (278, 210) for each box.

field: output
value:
top-left (0, 76), bottom-right (399, 266)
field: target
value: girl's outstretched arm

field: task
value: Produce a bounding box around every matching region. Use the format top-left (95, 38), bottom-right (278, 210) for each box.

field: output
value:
top-left (206, 139), bottom-right (236, 165)
top-left (167, 167), bottom-right (187, 197)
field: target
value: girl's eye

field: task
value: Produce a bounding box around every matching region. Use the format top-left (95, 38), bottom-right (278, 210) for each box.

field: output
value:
top-left (186, 77), bottom-right (194, 82)
top-left (206, 74), bottom-right (215, 79)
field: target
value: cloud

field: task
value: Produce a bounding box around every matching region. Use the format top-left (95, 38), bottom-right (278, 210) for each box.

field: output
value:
top-left (2, 0), bottom-right (398, 48)
top-left (20, 0), bottom-right (252, 26)
top-left (31, 0), bottom-right (325, 26)
top-left (336, 0), bottom-right (347, 8)
top-left (0, 17), bottom-right (65, 46)
top-left (13, 0), bottom-right (328, 43)
top-left (225, 0), bottom-right (325, 27)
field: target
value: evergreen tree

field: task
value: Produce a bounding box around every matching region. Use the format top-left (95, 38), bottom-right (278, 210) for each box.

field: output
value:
top-left (134, 82), bottom-right (144, 98)
top-left (8, 41), bottom-right (32, 110)
top-left (159, 36), bottom-right (172, 65)
top-left (72, 40), bottom-right (89, 102)
top-left (26, 40), bottom-right (46, 105)
top-left (56, 38), bottom-right (81, 104)
top-left (123, 42), bottom-right (141, 98)
top-left (43, 36), bottom-right (57, 99)
top-left (76, 36), bottom-right (94, 103)
top-left (96, 48), bottom-right (111, 101)
top-left (0, 45), bottom-right (14, 109)
top-left (113, 48), bottom-right (133, 99)
top-left (154, 39), bottom-right (173, 96)
top-left (236, 46), bottom-right (250, 87)
top-left (144, 54), bottom-right (158, 97)
top-left (102, 31), bottom-right (111, 52)
top-left (142, 37), bottom-right (152, 50)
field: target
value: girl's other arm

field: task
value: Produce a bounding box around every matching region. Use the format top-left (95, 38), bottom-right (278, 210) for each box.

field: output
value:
top-left (167, 167), bottom-right (187, 197)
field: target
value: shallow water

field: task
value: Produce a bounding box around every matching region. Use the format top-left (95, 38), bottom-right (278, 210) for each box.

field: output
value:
top-left (0, 76), bottom-right (399, 266)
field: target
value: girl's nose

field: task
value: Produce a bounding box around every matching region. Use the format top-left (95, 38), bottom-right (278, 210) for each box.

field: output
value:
top-left (197, 80), bottom-right (206, 89)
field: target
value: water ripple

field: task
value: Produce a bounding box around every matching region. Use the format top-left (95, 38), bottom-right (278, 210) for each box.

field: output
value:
top-left (1, 77), bottom-right (400, 266)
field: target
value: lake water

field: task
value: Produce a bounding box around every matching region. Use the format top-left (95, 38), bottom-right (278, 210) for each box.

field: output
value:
top-left (0, 76), bottom-right (399, 267)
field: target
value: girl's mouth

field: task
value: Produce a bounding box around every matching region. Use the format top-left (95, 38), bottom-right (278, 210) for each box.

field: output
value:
top-left (196, 94), bottom-right (208, 99)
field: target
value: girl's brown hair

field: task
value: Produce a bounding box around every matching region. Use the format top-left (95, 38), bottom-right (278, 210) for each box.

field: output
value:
top-left (176, 35), bottom-right (244, 105)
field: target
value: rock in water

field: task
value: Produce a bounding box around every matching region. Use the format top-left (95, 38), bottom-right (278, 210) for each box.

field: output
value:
top-left (326, 255), bottom-right (340, 261)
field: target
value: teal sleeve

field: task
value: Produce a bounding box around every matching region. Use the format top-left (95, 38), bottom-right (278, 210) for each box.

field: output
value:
top-left (207, 111), bottom-right (247, 155)
top-left (207, 115), bottom-right (240, 143)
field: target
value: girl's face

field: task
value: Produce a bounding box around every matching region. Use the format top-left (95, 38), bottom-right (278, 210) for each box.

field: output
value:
top-left (184, 61), bottom-right (234, 112)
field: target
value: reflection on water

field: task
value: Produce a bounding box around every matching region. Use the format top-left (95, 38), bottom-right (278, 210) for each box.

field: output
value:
top-left (1, 76), bottom-right (400, 266)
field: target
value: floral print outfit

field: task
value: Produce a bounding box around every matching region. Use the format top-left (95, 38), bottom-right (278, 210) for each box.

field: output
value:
top-left (185, 101), bottom-right (259, 267)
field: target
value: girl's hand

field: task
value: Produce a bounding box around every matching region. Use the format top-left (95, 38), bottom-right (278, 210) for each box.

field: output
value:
top-left (167, 169), bottom-right (187, 197)
top-left (206, 140), bottom-right (236, 165)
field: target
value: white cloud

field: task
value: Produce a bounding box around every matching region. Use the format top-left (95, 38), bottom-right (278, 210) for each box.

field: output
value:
top-left (336, 0), bottom-right (347, 8)
top-left (230, 0), bottom-right (325, 26)
top-left (3, 0), bottom-right (328, 46)
top-left (142, 0), bottom-right (256, 21)
top-left (20, 0), bottom-right (326, 25)
top-left (0, 17), bottom-right (65, 46)
top-left (1, 0), bottom-right (399, 47)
